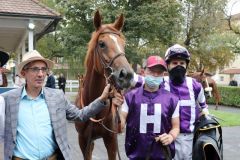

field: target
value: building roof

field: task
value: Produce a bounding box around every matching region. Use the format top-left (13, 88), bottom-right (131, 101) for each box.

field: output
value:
top-left (220, 68), bottom-right (240, 74)
top-left (232, 13), bottom-right (240, 20)
top-left (0, 0), bottom-right (60, 18)
top-left (0, 0), bottom-right (61, 53)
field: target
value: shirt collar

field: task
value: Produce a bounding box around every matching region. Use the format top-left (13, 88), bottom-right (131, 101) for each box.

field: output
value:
top-left (21, 86), bottom-right (44, 100)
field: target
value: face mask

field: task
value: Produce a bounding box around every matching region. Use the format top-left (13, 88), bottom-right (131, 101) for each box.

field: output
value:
top-left (145, 75), bottom-right (163, 89)
top-left (169, 65), bottom-right (186, 85)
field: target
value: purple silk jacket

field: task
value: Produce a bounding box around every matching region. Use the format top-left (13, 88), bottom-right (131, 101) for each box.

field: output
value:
top-left (164, 76), bottom-right (208, 133)
top-left (123, 84), bottom-right (179, 159)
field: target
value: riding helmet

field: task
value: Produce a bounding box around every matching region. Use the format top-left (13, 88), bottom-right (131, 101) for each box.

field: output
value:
top-left (165, 44), bottom-right (190, 64)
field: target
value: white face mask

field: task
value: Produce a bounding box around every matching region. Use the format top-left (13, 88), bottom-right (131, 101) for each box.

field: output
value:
top-left (145, 75), bottom-right (163, 89)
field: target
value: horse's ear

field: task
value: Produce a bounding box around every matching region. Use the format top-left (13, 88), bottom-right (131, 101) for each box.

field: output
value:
top-left (94, 10), bottom-right (102, 30)
top-left (113, 14), bottom-right (124, 31)
top-left (200, 68), bottom-right (205, 76)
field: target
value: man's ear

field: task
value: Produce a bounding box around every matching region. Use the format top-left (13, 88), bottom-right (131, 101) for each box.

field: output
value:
top-left (20, 71), bottom-right (25, 77)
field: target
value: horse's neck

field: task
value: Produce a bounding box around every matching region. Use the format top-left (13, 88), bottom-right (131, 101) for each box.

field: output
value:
top-left (83, 71), bottom-right (106, 105)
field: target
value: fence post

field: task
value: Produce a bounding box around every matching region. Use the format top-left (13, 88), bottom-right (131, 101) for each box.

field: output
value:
top-left (70, 80), bottom-right (72, 92)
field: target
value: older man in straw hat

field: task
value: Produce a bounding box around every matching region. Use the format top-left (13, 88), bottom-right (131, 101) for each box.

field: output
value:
top-left (1, 50), bottom-right (124, 160)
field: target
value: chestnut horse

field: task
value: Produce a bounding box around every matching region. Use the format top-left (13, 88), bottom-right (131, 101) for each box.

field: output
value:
top-left (188, 69), bottom-right (221, 110)
top-left (75, 11), bottom-right (133, 160)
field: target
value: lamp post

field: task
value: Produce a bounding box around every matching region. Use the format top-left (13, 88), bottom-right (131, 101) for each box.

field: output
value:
top-left (28, 20), bottom-right (35, 51)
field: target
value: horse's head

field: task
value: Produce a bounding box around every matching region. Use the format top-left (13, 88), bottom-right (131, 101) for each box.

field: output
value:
top-left (191, 69), bottom-right (207, 86)
top-left (189, 69), bottom-right (213, 96)
top-left (86, 10), bottom-right (133, 90)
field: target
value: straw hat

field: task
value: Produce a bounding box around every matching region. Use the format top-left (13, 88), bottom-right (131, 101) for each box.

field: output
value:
top-left (18, 50), bottom-right (54, 75)
top-left (0, 50), bottom-right (10, 67)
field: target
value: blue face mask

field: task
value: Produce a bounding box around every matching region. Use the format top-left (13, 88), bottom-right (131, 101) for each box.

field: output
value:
top-left (145, 75), bottom-right (163, 89)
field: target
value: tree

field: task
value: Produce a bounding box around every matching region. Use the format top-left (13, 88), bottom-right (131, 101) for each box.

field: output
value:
top-left (179, 0), bottom-right (237, 72)
top-left (38, 0), bottom-right (239, 76)
top-left (54, 0), bottom-right (183, 68)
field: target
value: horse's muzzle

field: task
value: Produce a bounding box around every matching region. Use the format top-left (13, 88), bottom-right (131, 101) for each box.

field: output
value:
top-left (112, 68), bottom-right (133, 89)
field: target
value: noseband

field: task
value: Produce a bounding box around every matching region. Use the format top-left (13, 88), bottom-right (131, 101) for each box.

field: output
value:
top-left (95, 31), bottom-right (125, 85)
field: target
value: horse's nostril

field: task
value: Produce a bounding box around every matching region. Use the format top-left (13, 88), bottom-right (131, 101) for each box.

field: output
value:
top-left (119, 69), bottom-right (127, 79)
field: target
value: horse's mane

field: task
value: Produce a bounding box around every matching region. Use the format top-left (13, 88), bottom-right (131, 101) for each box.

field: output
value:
top-left (84, 24), bottom-right (125, 74)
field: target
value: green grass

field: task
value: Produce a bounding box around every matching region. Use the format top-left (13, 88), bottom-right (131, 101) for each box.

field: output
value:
top-left (209, 109), bottom-right (240, 127)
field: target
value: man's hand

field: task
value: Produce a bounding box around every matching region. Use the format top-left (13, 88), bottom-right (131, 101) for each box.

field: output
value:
top-left (99, 84), bottom-right (124, 106)
top-left (112, 92), bottom-right (124, 106)
top-left (155, 133), bottom-right (174, 146)
top-left (99, 84), bottom-right (111, 102)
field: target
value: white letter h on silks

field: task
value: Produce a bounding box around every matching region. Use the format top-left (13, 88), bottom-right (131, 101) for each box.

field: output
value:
top-left (140, 104), bottom-right (162, 133)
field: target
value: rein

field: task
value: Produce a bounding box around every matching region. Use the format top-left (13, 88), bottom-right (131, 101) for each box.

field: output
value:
top-left (145, 131), bottom-right (172, 160)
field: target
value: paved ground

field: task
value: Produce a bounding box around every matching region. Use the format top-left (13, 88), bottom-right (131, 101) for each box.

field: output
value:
top-left (61, 122), bottom-right (240, 160)
top-left (1, 92), bottom-right (240, 159)
top-left (1, 123), bottom-right (239, 160)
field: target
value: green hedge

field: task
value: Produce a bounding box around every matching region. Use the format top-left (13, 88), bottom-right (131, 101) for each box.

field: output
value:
top-left (207, 86), bottom-right (240, 107)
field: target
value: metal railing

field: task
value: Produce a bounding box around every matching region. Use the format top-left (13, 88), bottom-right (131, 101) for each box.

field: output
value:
top-left (6, 79), bottom-right (79, 92)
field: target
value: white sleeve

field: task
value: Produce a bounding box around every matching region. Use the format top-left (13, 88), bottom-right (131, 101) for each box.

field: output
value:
top-left (172, 101), bottom-right (180, 118)
top-left (130, 72), bottom-right (145, 87)
top-left (121, 98), bottom-right (129, 113)
top-left (0, 96), bottom-right (5, 143)
top-left (197, 87), bottom-right (206, 105)
top-left (197, 87), bottom-right (209, 114)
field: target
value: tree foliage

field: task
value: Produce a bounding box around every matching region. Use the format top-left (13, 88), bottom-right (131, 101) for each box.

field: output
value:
top-left (180, 0), bottom-right (238, 72)
top-left (37, 0), bottom-right (240, 77)
top-left (56, 0), bottom-right (183, 65)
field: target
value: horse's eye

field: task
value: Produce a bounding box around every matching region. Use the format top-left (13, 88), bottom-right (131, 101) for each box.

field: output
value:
top-left (98, 41), bottom-right (106, 48)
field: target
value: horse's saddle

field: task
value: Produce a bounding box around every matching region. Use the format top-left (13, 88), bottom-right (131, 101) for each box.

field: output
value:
top-left (192, 115), bottom-right (223, 160)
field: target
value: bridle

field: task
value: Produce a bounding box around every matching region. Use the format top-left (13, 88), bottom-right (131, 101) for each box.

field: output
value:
top-left (95, 31), bottom-right (125, 86)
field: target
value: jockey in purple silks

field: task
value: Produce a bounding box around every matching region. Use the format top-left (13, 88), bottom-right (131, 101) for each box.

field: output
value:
top-left (164, 44), bottom-right (209, 160)
top-left (120, 55), bottom-right (180, 160)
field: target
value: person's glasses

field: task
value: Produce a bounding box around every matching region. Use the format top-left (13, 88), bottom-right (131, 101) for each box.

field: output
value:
top-left (26, 67), bottom-right (49, 74)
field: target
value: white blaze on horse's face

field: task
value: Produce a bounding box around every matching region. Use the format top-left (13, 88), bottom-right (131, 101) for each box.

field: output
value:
top-left (109, 34), bottom-right (123, 53)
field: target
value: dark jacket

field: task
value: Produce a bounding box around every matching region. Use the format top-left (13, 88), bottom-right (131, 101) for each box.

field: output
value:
top-left (229, 80), bottom-right (238, 86)
top-left (45, 75), bottom-right (56, 88)
top-left (58, 76), bottom-right (66, 87)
